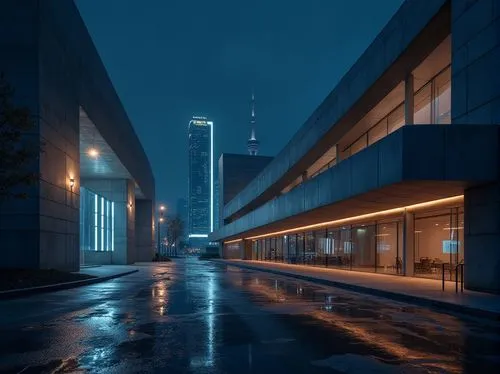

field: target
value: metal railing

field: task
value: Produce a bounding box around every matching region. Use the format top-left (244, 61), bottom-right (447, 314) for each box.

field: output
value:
top-left (442, 262), bottom-right (464, 292)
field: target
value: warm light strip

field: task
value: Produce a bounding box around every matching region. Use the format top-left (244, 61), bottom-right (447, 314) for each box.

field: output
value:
top-left (224, 239), bottom-right (243, 244)
top-left (244, 195), bottom-right (463, 240)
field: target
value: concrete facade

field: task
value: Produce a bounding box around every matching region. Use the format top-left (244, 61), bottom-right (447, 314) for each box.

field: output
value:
top-left (218, 154), bottom-right (273, 225)
top-left (212, 0), bottom-right (500, 294)
top-left (0, 1), bottom-right (155, 271)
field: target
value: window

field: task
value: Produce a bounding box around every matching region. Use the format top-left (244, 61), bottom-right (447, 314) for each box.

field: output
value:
top-left (388, 104), bottom-right (405, 133)
top-left (368, 118), bottom-right (388, 145)
top-left (80, 187), bottom-right (115, 252)
top-left (414, 82), bottom-right (432, 124)
top-left (349, 134), bottom-right (368, 156)
top-left (433, 67), bottom-right (451, 124)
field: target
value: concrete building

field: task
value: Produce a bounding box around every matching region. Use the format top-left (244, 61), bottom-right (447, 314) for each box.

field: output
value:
top-left (188, 116), bottom-right (213, 249)
top-left (0, 1), bottom-right (155, 270)
top-left (176, 197), bottom-right (188, 240)
top-left (211, 0), bottom-right (500, 294)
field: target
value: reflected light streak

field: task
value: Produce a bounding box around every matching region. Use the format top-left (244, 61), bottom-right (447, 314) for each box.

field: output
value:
top-left (310, 310), bottom-right (458, 372)
top-left (207, 272), bottom-right (215, 366)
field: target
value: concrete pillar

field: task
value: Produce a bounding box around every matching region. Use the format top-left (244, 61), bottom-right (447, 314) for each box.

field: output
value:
top-left (404, 74), bottom-right (414, 125)
top-left (402, 210), bottom-right (415, 276)
top-left (464, 183), bottom-right (500, 293)
top-left (81, 178), bottom-right (135, 265)
top-left (135, 199), bottom-right (154, 262)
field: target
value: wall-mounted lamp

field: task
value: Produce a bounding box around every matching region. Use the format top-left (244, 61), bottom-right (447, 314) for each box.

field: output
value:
top-left (128, 202), bottom-right (133, 209)
top-left (87, 147), bottom-right (99, 158)
top-left (69, 178), bottom-right (75, 191)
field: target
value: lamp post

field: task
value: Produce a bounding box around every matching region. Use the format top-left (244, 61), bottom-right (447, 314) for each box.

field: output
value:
top-left (157, 205), bottom-right (166, 258)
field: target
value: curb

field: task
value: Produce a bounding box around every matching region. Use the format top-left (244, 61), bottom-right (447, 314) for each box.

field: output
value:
top-left (0, 269), bottom-right (139, 300)
top-left (217, 261), bottom-right (500, 321)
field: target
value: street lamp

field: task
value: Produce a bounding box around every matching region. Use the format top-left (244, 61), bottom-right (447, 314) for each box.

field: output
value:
top-left (157, 205), bottom-right (166, 258)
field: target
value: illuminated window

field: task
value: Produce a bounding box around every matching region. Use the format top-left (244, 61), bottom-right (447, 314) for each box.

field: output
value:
top-left (80, 187), bottom-right (115, 252)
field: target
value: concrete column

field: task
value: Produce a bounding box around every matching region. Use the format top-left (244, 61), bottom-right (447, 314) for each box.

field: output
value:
top-left (464, 183), bottom-right (500, 293)
top-left (402, 210), bottom-right (415, 276)
top-left (81, 178), bottom-right (135, 265)
top-left (135, 199), bottom-right (154, 262)
top-left (404, 74), bottom-right (414, 125)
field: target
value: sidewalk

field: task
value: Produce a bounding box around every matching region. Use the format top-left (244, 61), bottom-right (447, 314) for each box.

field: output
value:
top-left (0, 265), bottom-right (138, 300)
top-left (219, 260), bottom-right (500, 319)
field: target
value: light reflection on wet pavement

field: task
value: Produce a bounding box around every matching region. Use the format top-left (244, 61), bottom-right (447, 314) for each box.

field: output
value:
top-left (0, 258), bottom-right (499, 373)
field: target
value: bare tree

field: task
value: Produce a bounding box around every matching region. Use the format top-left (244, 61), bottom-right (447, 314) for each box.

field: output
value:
top-left (166, 215), bottom-right (184, 256)
top-left (0, 73), bottom-right (39, 200)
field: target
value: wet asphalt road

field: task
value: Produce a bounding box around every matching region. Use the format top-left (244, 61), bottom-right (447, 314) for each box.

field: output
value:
top-left (0, 259), bottom-right (499, 373)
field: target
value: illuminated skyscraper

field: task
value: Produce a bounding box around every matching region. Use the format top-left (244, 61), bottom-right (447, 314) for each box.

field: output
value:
top-left (188, 116), bottom-right (213, 248)
top-left (247, 92), bottom-right (259, 155)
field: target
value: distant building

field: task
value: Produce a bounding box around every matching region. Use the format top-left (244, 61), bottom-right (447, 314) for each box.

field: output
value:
top-left (247, 92), bottom-right (259, 155)
top-left (213, 180), bottom-right (220, 230)
top-left (188, 116), bottom-right (213, 248)
top-left (176, 197), bottom-right (188, 241)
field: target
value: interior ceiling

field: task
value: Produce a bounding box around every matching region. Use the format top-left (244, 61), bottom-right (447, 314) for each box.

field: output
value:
top-left (79, 108), bottom-right (145, 198)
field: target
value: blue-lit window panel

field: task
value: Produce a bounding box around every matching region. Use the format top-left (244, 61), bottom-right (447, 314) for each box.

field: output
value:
top-left (94, 192), bottom-right (98, 251)
top-left (101, 197), bottom-right (105, 251)
top-left (106, 201), bottom-right (110, 251)
top-left (111, 202), bottom-right (115, 251)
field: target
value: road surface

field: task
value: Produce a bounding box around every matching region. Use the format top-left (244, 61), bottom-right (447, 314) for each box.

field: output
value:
top-left (0, 258), bottom-right (499, 373)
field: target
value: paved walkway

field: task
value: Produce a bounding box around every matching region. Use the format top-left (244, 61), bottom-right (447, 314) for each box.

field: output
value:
top-left (219, 260), bottom-right (500, 318)
top-left (78, 264), bottom-right (140, 278)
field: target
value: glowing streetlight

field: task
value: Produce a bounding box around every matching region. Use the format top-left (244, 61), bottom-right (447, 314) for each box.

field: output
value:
top-left (157, 204), bottom-right (167, 258)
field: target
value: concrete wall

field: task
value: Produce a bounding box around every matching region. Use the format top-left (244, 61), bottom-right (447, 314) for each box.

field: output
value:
top-left (451, 0), bottom-right (500, 124)
top-left (0, 1), bottom-right (155, 270)
top-left (135, 199), bottom-right (154, 262)
top-left (0, 2), bottom-right (41, 269)
top-left (464, 183), bottom-right (500, 293)
top-left (219, 154), bottom-right (273, 224)
top-left (211, 125), bottom-right (499, 241)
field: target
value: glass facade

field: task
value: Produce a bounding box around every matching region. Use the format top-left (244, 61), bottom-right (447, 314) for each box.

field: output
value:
top-left (250, 203), bottom-right (464, 280)
top-left (80, 187), bottom-right (114, 252)
top-left (413, 207), bottom-right (464, 280)
top-left (252, 218), bottom-right (404, 275)
top-left (188, 117), bottom-right (214, 246)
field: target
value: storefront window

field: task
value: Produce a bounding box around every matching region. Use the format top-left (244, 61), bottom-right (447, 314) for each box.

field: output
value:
top-left (297, 233), bottom-right (305, 264)
top-left (288, 234), bottom-right (297, 263)
top-left (376, 221), bottom-right (401, 274)
top-left (414, 207), bottom-right (464, 280)
top-left (276, 236), bottom-right (283, 262)
top-left (351, 224), bottom-right (376, 273)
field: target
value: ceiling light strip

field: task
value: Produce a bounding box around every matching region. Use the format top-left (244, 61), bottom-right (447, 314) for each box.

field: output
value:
top-left (244, 195), bottom-right (464, 240)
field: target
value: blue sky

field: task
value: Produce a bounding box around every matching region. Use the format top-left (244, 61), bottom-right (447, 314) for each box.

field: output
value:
top-left (75, 0), bottom-right (404, 210)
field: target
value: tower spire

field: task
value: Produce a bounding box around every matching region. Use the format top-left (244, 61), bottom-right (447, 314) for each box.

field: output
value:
top-left (247, 91), bottom-right (259, 155)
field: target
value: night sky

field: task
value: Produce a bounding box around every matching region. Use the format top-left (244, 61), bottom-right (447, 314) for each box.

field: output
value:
top-left (75, 0), bottom-right (404, 211)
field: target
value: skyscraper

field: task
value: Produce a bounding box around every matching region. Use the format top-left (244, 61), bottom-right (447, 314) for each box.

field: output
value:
top-left (188, 116), bottom-right (213, 248)
top-left (247, 92), bottom-right (259, 155)
top-left (176, 197), bottom-right (188, 241)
